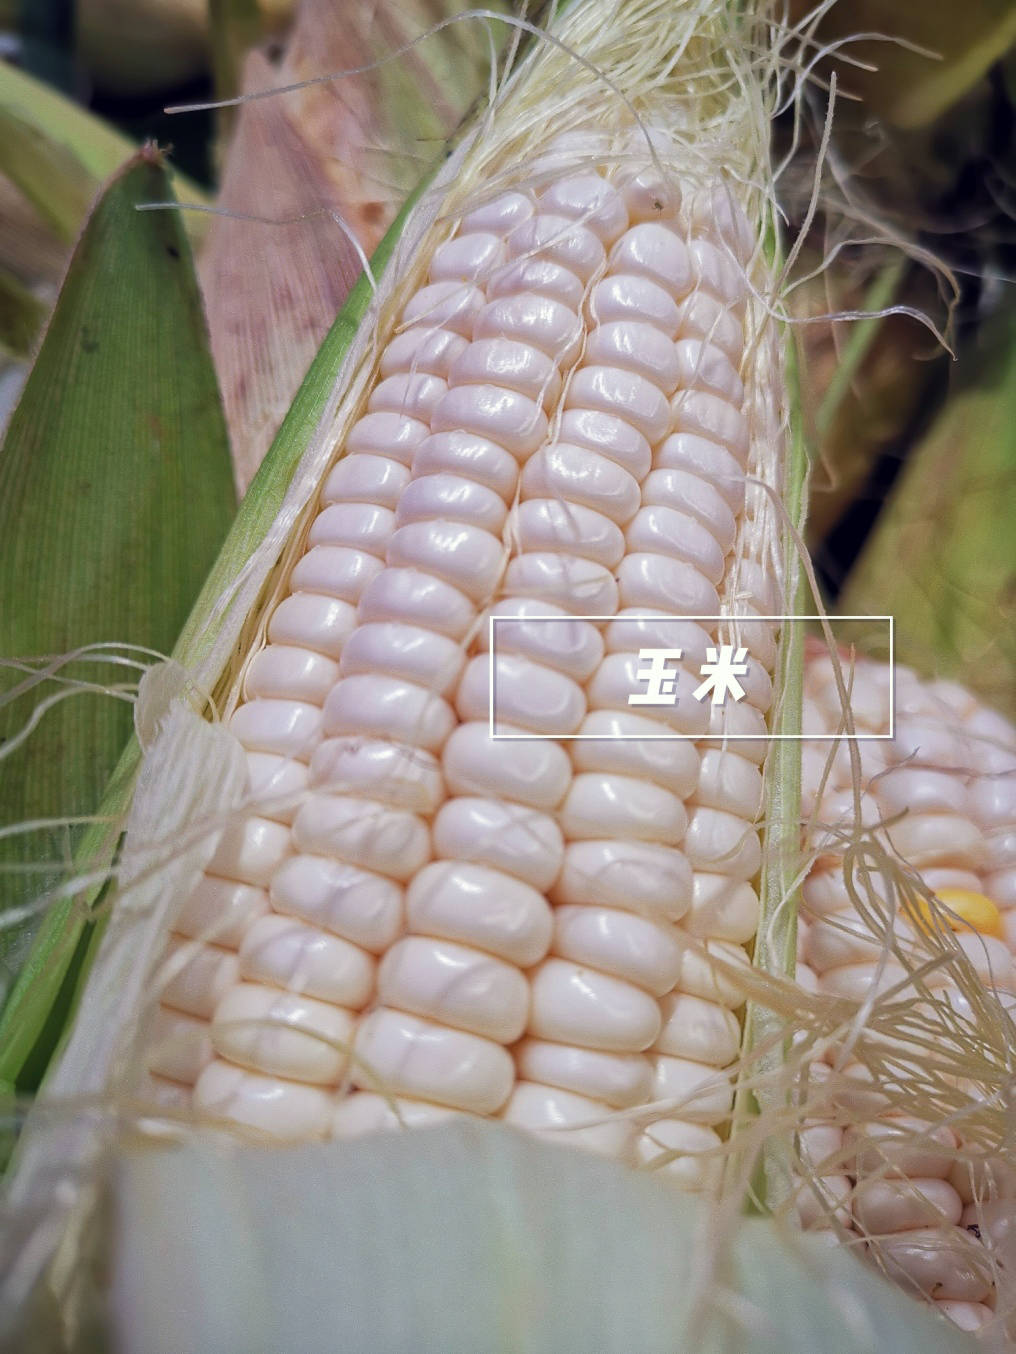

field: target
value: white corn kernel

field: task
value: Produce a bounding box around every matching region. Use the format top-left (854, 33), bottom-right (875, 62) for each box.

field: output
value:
top-left (243, 645), bottom-right (340, 705)
top-left (401, 280), bottom-right (485, 335)
top-left (443, 721), bottom-right (572, 810)
top-left (514, 1039), bottom-right (652, 1108)
top-left (521, 442), bottom-right (641, 525)
top-left (459, 652), bottom-right (586, 735)
top-left (635, 1119), bottom-right (722, 1190)
top-left (881, 1229), bottom-right (994, 1303)
top-left (309, 502), bottom-right (394, 556)
top-left (193, 1060), bottom-right (334, 1140)
top-left (553, 839), bottom-right (692, 921)
top-left (588, 272), bottom-right (681, 338)
top-left (147, 1007), bottom-right (213, 1084)
top-left (406, 861), bottom-right (553, 967)
top-left (427, 231), bottom-right (505, 283)
top-left (324, 673), bottom-right (456, 751)
top-left (565, 365), bottom-right (671, 445)
top-left (267, 592), bottom-right (357, 660)
top-left (378, 936), bottom-right (529, 1043)
top-left (330, 1092), bottom-right (461, 1139)
top-left (852, 1177), bottom-right (964, 1234)
top-left (411, 431), bottom-right (518, 499)
top-left (682, 874), bottom-right (759, 943)
top-left (559, 773), bottom-right (688, 845)
top-left (529, 957), bottom-right (662, 1052)
top-left (229, 700), bottom-right (323, 762)
top-left (346, 411), bottom-right (429, 466)
top-left (175, 877), bottom-right (269, 949)
top-left (571, 710), bottom-right (700, 799)
top-left (503, 1083), bottom-right (636, 1159)
top-left (395, 473), bottom-right (508, 534)
top-left (270, 855), bottom-right (403, 954)
top-left (352, 1008), bottom-right (514, 1114)
top-left (293, 795), bottom-right (430, 881)
top-left (650, 1055), bottom-right (733, 1124)
top-left (160, 938), bottom-right (240, 1020)
top-left (552, 904), bottom-right (684, 996)
top-left (432, 798), bottom-right (564, 892)
top-left (206, 815), bottom-right (291, 888)
top-left (321, 454), bottom-right (410, 509)
top-left (654, 991), bottom-right (741, 1064)
top-left (211, 984), bottom-right (354, 1085)
top-left (609, 222), bottom-right (692, 297)
top-left (238, 914), bottom-right (375, 1009)
top-left (338, 622), bottom-right (464, 696)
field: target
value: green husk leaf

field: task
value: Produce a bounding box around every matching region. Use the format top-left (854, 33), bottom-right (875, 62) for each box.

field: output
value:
top-left (0, 149), bottom-right (235, 1031)
top-left (0, 173), bottom-right (429, 1094)
top-left (839, 309), bottom-right (1016, 710)
top-left (814, 260), bottom-right (907, 442)
top-left (0, 267), bottom-right (47, 357)
top-left (735, 322), bottom-right (809, 1213)
top-left (0, 751), bottom-right (138, 1098)
top-left (0, 104), bottom-right (96, 243)
top-left (106, 1123), bottom-right (979, 1354)
top-left (0, 61), bottom-right (208, 238)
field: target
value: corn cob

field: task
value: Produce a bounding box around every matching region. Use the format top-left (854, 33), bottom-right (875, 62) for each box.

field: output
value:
top-left (0, 14), bottom-right (812, 1341)
top-left (796, 651), bottom-right (1016, 1333)
top-left (141, 114), bottom-right (784, 1173)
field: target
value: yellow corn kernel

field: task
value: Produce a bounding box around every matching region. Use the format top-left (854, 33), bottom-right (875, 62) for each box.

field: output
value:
top-left (921, 888), bottom-right (1004, 941)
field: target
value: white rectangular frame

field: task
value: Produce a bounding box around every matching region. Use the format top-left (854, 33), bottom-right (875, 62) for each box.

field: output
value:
top-left (488, 613), bottom-right (894, 741)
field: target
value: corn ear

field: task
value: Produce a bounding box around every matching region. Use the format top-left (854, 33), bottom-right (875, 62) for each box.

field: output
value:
top-left (20, 1), bottom-right (998, 1348)
top-left (2, 0), bottom-right (804, 1293)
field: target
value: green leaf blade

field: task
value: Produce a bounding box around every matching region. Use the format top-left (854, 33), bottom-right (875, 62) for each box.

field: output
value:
top-left (0, 149), bottom-right (235, 991)
top-left (0, 162), bottom-right (430, 1093)
top-left (0, 59), bottom-right (205, 200)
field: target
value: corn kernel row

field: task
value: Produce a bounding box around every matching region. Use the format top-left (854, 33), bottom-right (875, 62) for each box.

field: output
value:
top-left (797, 653), bottom-right (1016, 1331)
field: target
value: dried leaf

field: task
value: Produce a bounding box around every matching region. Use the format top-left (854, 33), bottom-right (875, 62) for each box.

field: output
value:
top-left (198, 50), bottom-right (369, 493)
top-left (203, 0), bottom-right (510, 491)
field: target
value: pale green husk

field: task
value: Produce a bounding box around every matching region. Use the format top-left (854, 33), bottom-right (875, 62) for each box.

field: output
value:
top-left (1, 704), bottom-right (246, 1343)
top-left (108, 1122), bottom-right (979, 1354)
